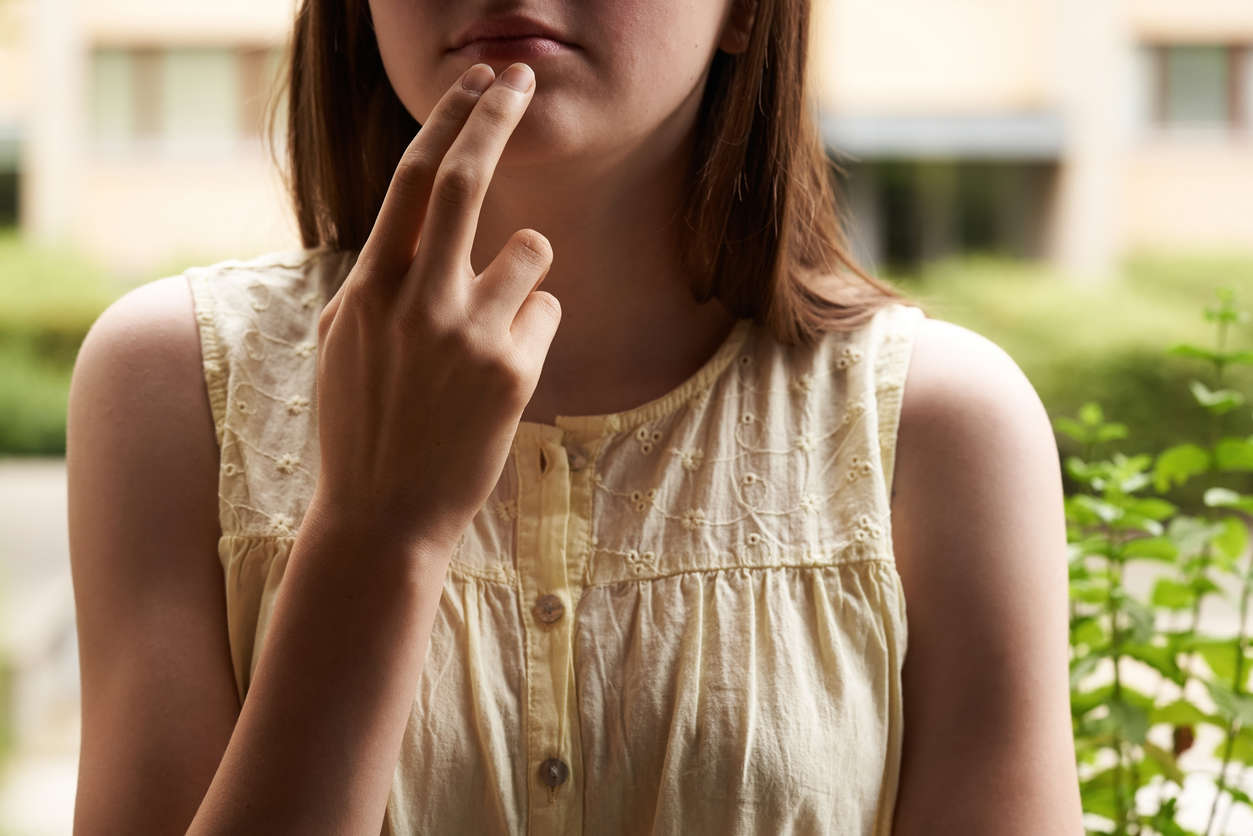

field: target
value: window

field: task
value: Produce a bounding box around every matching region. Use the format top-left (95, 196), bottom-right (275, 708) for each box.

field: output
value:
top-left (1143, 43), bottom-right (1249, 131)
top-left (88, 44), bottom-right (285, 154)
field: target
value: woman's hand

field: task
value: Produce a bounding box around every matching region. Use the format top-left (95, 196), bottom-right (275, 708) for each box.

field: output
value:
top-left (309, 62), bottom-right (560, 559)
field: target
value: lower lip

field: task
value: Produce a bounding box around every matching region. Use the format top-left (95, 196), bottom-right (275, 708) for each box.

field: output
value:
top-left (455, 36), bottom-right (571, 61)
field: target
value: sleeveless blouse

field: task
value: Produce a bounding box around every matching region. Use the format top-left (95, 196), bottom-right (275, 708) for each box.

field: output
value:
top-left (185, 248), bottom-right (927, 835)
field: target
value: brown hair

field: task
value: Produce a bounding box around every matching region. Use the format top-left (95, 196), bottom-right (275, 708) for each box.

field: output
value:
top-left (273, 0), bottom-right (926, 346)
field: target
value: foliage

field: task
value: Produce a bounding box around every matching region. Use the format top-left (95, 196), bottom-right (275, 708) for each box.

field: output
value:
top-left (1063, 286), bottom-right (1253, 834)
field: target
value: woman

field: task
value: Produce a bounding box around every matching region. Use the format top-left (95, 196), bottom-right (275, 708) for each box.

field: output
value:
top-left (66, 0), bottom-right (1083, 833)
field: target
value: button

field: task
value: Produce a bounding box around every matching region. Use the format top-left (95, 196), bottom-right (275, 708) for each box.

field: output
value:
top-left (539, 757), bottom-right (569, 788)
top-left (533, 593), bottom-right (565, 624)
top-left (564, 440), bottom-right (588, 471)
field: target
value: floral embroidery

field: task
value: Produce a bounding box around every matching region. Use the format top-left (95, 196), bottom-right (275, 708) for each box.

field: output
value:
top-left (681, 508), bottom-right (707, 530)
top-left (795, 434), bottom-right (815, 452)
top-left (740, 413), bottom-right (754, 424)
top-left (788, 372), bottom-right (813, 394)
top-left (836, 345), bottom-right (864, 370)
top-left (270, 513), bottom-right (295, 536)
top-left (745, 532), bottom-right (762, 546)
top-left (493, 498), bottom-right (518, 522)
top-left (223, 463), bottom-right (241, 477)
top-left (845, 453), bottom-right (874, 482)
top-left (799, 493), bottom-right (819, 514)
top-left (630, 488), bottom-right (658, 513)
top-left (677, 448), bottom-right (704, 472)
top-left (294, 341), bottom-right (316, 358)
top-left (635, 425), bottom-right (662, 454)
top-left (275, 453), bottom-right (300, 475)
top-left (285, 395), bottom-right (310, 416)
top-left (235, 400), bottom-right (250, 415)
top-left (624, 548), bottom-right (658, 575)
top-left (299, 290), bottom-right (321, 310)
top-left (741, 473), bottom-right (760, 486)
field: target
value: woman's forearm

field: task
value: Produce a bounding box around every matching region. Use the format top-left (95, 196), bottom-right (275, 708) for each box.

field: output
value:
top-left (186, 503), bottom-right (453, 835)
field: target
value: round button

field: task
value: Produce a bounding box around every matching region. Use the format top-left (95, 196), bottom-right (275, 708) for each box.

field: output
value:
top-left (539, 757), bottom-right (569, 788)
top-left (533, 593), bottom-right (565, 624)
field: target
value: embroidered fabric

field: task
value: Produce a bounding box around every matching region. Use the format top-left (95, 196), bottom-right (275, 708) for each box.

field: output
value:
top-left (186, 247), bottom-right (927, 836)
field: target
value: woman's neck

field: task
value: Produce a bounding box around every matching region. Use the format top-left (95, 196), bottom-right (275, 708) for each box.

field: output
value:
top-left (468, 96), bottom-right (739, 425)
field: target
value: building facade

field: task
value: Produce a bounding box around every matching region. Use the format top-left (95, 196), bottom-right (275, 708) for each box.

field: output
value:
top-left (6, 0), bottom-right (1253, 277)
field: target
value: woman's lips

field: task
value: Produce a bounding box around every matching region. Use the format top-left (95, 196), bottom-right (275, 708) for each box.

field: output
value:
top-left (453, 36), bottom-right (571, 62)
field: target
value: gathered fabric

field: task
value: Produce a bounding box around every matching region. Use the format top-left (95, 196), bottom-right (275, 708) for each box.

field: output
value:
top-left (186, 248), bottom-right (926, 835)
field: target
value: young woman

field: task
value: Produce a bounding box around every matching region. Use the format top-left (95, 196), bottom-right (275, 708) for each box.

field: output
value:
top-left (66, 0), bottom-right (1083, 833)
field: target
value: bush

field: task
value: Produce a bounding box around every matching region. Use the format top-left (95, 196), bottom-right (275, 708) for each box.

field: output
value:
top-left (1062, 286), bottom-right (1253, 834)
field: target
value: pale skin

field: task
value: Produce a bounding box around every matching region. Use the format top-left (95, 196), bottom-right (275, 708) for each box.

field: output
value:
top-left (66, 0), bottom-right (1083, 832)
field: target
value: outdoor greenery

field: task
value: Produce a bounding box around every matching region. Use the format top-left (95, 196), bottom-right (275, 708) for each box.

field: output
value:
top-left (1061, 286), bottom-right (1253, 834)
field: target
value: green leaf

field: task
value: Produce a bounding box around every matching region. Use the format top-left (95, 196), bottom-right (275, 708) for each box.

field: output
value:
top-left (1194, 642), bottom-right (1251, 691)
top-left (1070, 653), bottom-right (1102, 688)
top-left (1189, 380), bottom-right (1246, 415)
top-left (1122, 535), bottom-right (1179, 563)
top-left (1151, 577), bottom-right (1196, 611)
top-left (1096, 423), bottom-right (1129, 443)
top-left (1108, 699), bottom-right (1150, 744)
top-left (1079, 402), bottom-right (1105, 426)
top-left (1121, 597), bottom-right (1158, 644)
top-left (1209, 724), bottom-right (1253, 766)
top-left (1072, 617), bottom-right (1109, 649)
top-left (1167, 344), bottom-right (1221, 364)
top-left (1153, 444), bottom-right (1212, 492)
top-left (1118, 496), bottom-right (1178, 521)
top-left (1204, 488), bottom-right (1253, 514)
top-left (1072, 495), bottom-right (1122, 524)
top-left (1123, 641), bottom-right (1186, 685)
top-left (1053, 416), bottom-right (1089, 444)
top-left (1215, 437), bottom-right (1253, 472)
top-left (1142, 740), bottom-right (1186, 784)
top-left (1213, 517), bottom-right (1250, 562)
top-left (1149, 699), bottom-right (1214, 727)
top-left (1168, 516), bottom-right (1228, 560)
top-left (1071, 579), bottom-right (1112, 604)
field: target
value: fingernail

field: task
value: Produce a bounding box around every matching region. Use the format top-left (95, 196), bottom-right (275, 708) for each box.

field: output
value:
top-left (500, 63), bottom-right (534, 92)
top-left (461, 64), bottom-right (494, 94)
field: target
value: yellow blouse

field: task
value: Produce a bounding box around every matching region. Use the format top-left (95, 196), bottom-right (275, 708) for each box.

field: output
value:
top-left (186, 248), bottom-right (926, 835)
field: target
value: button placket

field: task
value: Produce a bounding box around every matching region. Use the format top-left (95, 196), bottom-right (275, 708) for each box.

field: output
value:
top-left (512, 423), bottom-right (584, 831)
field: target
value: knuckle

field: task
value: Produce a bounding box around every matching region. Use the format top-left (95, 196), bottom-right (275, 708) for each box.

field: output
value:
top-left (391, 148), bottom-right (436, 196)
top-left (474, 94), bottom-right (514, 129)
top-left (432, 162), bottom-right (482, 207)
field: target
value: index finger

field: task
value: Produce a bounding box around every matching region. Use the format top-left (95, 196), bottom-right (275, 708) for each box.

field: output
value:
top-left (357, 63), bottom-right (497, 277)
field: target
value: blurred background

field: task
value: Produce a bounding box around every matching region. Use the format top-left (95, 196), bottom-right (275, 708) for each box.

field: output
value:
top-left (0, 0), bottom-right (1251, 833)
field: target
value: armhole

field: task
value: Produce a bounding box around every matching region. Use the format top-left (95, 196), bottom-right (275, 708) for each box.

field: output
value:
top-left (873, 303), bottom-right (926, 500)
top-left (186, 272), bottom-right (229, 450)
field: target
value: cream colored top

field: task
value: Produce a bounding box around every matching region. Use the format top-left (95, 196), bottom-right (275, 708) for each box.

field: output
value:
top-left (186, 248), bottom-right (926, 835)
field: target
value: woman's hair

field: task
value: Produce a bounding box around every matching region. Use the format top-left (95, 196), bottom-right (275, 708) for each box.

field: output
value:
top-left (272, 0), bottom-right (924, 345)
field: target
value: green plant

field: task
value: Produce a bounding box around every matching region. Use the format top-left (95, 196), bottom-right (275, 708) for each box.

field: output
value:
top-left (1062, 287), bottom-right (1253, 835)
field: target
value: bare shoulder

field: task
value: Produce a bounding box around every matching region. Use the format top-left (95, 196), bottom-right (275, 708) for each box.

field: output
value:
top-left (885, 314), bottom-right (1083, 833)
top-left (68, 273), bottom-right (240, 833)
top-left (69, 273), bottom-right (220, 538)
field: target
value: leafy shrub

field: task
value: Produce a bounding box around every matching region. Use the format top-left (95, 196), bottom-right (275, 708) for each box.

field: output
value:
top-left (1063, 287), bottom-right (1253, 834)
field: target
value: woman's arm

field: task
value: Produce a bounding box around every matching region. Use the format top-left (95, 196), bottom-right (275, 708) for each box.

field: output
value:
top-left (67, 277), bottom-right (453, 835)
top-left (888, 317), bottom-right (1084, 835)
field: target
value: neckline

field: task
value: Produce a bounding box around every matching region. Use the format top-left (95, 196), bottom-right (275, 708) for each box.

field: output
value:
top-left (515, 316), bottom-right (755, 441)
